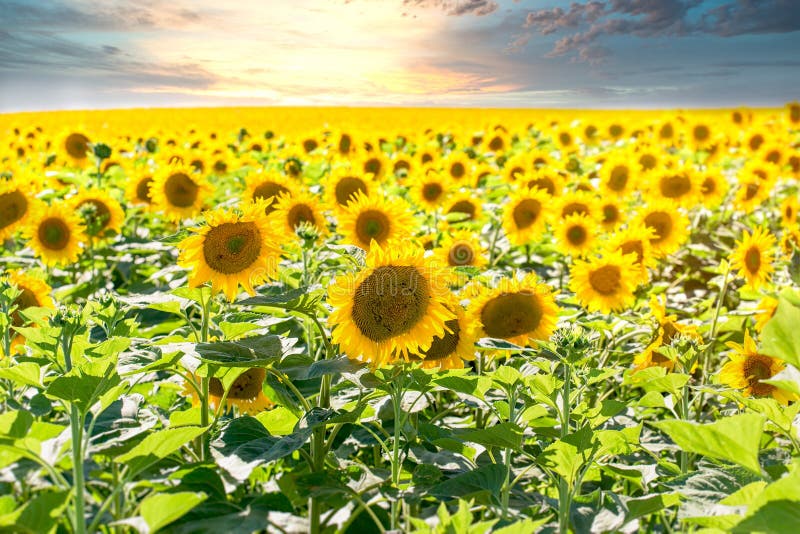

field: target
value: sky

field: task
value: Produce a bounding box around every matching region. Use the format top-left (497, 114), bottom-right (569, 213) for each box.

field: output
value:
top-left (0, 0), bottom-right (798, 111)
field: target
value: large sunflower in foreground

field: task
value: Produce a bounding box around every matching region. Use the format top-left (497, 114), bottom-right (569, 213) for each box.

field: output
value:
top-left (338, 191), bottom-right (415, 251)
top-left (327, 241), bottom-right (456, 366)
top-left (69, 189), bottom-right (125, 239)
top-left (731, 227), bottom-right (776, 291)
top-left (569, 250), bottom-right (639, 314)
top-left (502, 187), bottom-right (550, 246)
top-left (178, 201), bottom-right (282, 301)
top-left (720, 330), bottom-right (797, 405)
top-left (408, 295), bottom-right (476, 370)
top-left (150, 164), bottom-right (213, 222)
top-left (1, 270), bottom-right (55, 356)
top-left (0, 177), bottom-right (32, 240)
top-left (467, 272), bottom-right (558, 348)
top-left (24, 203), bottom-right (87, 267)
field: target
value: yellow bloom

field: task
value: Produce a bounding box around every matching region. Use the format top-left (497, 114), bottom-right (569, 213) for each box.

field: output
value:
top-left (502, 187), bottom-right (550, 246)
top-left (731, 227), bottom-right (776, 291)
top-left (24, 202), bottom-right (87, 267)
top-left (150, 163), bottom-right (213, 222)
top-left (555, 213), bottom-right (596, 257)
top-left (753, 295), bottom-right (778, 332)
top-left (177, 201), bottom-right (282, 301)
top-left (338, 191), bottom-right (415, 251)
top-left (408, 295), bottom-right (476, 370)
top-left (323, 168), bottom-right (375, 213)
top-left (270, 190), bottom-right (328, 243)
top-left (327, 241), bottom-right (456, 366)
top-left (634, 201), bottom-right (690, 258)
top-left (0, 177), bottom-right (33, 240)
top-left (633, 296), bottom-right (702, 371)
top-left (69, 189), bottom-right (125, 239)
top-left (187, 368), bottom-right (274, 415)
top-left (569, 250), bottom-right (639, 313)
top-left (1, 270), bottom-right (55, 356)
top-left (434, 229), bottom-right (486, 268)
top-left (245, 171), bottom-right (300, 215)
top-left (720, 330), bottom-right (797, 405)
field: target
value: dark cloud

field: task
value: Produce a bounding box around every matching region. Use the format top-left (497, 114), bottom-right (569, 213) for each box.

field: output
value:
top-left (516, 0), bottom-right (800, 62)
top-left (401, 0), bottom-right (498, 16)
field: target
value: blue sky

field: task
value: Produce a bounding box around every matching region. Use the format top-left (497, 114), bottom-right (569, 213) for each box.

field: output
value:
top-left (0, 0), bottom-right (798, 111)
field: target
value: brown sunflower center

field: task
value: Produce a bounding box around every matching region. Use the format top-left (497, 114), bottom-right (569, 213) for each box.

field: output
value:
top-left (620, 240), bottom-right (644, 264)
top-left (602, 204), bottom-right (619, 225)
top-left (418, 318), bottom-right (461, 361)
top-left (448, 200), bottom-right (476, 220)
top-left (65, 133), bottom-right (89, 159)
top-left (164, 173), bottom-right (199, 208)
top-left (287, 203), bottom-right (316, 229)
top-left (303, 139), bottom-right (318, 153)
top-left (660, 123), bottom-right (674, 139)
top-left (209, 367), bottom-right (266, 400)
top-left (743, 354), bottom-right (776, 396)
top-left (589, 265), bottom-right (622, 295)
top-left (12, 287), bottom-right (40, 328)
top-left (136, 177), bottom-right (154, 203)
top-left (609, 124), bottom-right (623, 138)
top-left (744, 246), bottom-right (761, 274)
top-left (334, 177), bottom-right (367, 206)
top-left (644, 212), bottom-right (673, 244)
top-left (355, 209), bottom-right (390, 246)
top-left (364, 158), bottom-right (382, 176)
top-left (450, 162), bottom-right (466, 179)
top-left (488, 136), bottom-right (504, 151)
top-left (566, 225), bottom-right (587, 246)
top-left (744, 182), bottom-right (760, 201)
top-left (480, 291), bottom-right (543, 339)
top-left (78, 199), bottom-right (111, 232)
top-left (701, 177), bottom-right (716, 195)
top-left (608, 165), bottom-right (629, 191)
top-left (527, 177), bottom-right (556, 195)
top-left (694, 125), bottom-right (710, 141)
top-left (640, 154), bottom-right (657, 170)
top-left (562, 202), bottom-right (589, 218)
top-left (202, 222), bottom-right (262, 275)
top-left (351, 265), bottom-right (430, 342)
top-left (422, 182), bottom-right (444, 202)
top-left (512, 198), bottom-right (542, 230)
top-left (38, 217), bottom-right (71, 250)
top-left (448, 242), bottom-right (474, 266)
top-left (339, 134), bottom-right (352, 154)
top-left (0, 190), bottom-right (27, 229)
top-left (749, 134), bottom-right (764, 151)
top-left (660, 174), bottom-right (691, 198)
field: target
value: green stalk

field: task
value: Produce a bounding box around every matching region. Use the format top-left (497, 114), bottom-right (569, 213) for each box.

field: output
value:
top-left (679, 382), bottom-right (690, 474)
top-left (500, 388), bottom-right (517, 519)
top-left (199, 288), bottom-right (211, 461)
top-left (309, 310), bottom-right (332, 534)
top-left (390, 375), bottom-right (407, 532)
top-left (558, 361), bottom-right (572, 534)
top-left (62, 323), bottom-right (86, 534)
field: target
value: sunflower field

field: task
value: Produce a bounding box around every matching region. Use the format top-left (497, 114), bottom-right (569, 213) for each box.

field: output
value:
top-left (1, 104), bottom-right (800, 534)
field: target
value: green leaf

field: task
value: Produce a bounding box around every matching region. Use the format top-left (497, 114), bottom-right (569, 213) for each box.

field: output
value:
top-left (762, 290), bottom-right (800, 367)
top-left (141, 491), bottom-right (207, 532)
top-left (654, 413), bottom-right (765, 474)
top-left (733, 500), bottom-right (800, 533)
top-left (433, 373), bottom-right (490, 401)
top-left (0, 362), bottom-right (41, 388)
top-left (116, 425), bottom-right (208, 478)
top-left (46, 360), bottom-right (120, 415)
top-left (0, 490), bottom-right (69, 534)
top-left (429, 464), bottom-right (506, 506)
top-left (194, 335), bottom-right (288, 367)
top-left (0, 410), bottom-right (34, 439)
top-left (452, 422), bottom-right (523, 450)
top-left (237, 286), bottom-right (309, 307)
top-left (256, 407), bottom-right (299, 436)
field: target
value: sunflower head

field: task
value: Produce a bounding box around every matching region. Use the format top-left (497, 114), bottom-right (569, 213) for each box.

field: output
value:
top-left (569, 249), bottom-right (639, 314)
top-left (435, 229), bottom-right (486, 268)
top-left (338, 191), bottom-right (415, 251)
top-left (634, 201), bottom-right (689, 258)
top-left (407, 296), bottom-right (476, 370)
top-left (271, 190), bottom-right (327, 244)
top-left (150, 163), bottom-right (212, 222)
top-left (70, 189), bottom-right (125, 239)
top-left (732, 227), bottom-right (776, 291)
top-left (721, 330), bottom-right (797, 404)
top-left (0, 177), bottom-right (32, 241)
top-left (245, 172), bottom-right (298, 215)
top-left (24, 202), bottom-right (87, 267)
top-left (555, 213), bottom-right (596, 257)
top-left (502, 187), bottom-right (550, 247)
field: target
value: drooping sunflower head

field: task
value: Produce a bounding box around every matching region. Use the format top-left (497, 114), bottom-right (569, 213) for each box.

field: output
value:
top-left (177, 200), bottom-right (282, 301)
top-left (338, 191), bottom-right (415, 251)
top-left (720, 330), bottom-right (797, 405)
top-left (327, 241), bottom-right (456, 366)
top-left (0, 177), bottom-right (33, 241)
top-left (467, 272), bottom-right (559, 348)
top-left (569, 249), bottom-right (639, 314)
top-left (731, 227), bottom-right (776, 291)
top-left (270, 190), bottom-right (327, 243)
top-left (208, 367), bottom-right (274, 415)
top-left (634, 201), bottom-right (689, 258)
top-left (69, 189), bottom-right (125, 239)
top-left (23, 202), bottom-right (87, 267)
top-left (525, 171), bottom-right (564, 197)
top-left (435, 229), bottom-right (486, 268)
top-left (555, 213), bottom-right (596, 258)
top-left (753, 295), bottom-right (779, 332)
top-left (555, 190), bottom-right (599, 222)
top-left (150, 163), bottom-right (212, 222)
top-left (502, 186), bottom-right (550, 247)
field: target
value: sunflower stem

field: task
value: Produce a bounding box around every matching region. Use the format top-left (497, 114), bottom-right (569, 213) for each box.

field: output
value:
top-left (390, 371), bottom-right (408, 532)
top-left (61, 318), bottom-right (87, 534)
top-left (558, 359), bottom-right (572, 534)
top-left (199, 287), bottom-right (211, 461)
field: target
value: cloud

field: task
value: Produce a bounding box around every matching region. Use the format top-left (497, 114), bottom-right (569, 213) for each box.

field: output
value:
top-left (401, 0), bottom-right (498, 16)
top-left (514, 0), bottom-right (800, 61)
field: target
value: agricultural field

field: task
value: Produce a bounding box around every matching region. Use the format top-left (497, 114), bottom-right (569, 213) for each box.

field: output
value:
top-left (1, 104), bottom-right (800, 534)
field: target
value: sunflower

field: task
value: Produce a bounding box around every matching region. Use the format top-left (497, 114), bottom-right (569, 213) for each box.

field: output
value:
top-left (788, 102), bottom-right (800, 125)
top-left (569, 250), bottom-right (639, 314)
top-left (720, 330), bottom-right (797, 405)
top-left (733, 161), bottom-right (779, 213)
top-left (177, 201), bottom-right (282, 301)
top-left (435, 230), bottom-right (486, 268)
top-left (327, 241), bottom-right (456, 366)
top-left (483, 130), bottom-right (509, 155)
top-left (687, 121), bottom-right (713, 150)
top-left (125, 166), bottom-right (155, 207)
top-left (270, 190), bottom-right (328, 242)
top-left (0, 177), bottom-right (32, 240)
top-left (633, 296), bottom-right (702, 371)
top-left (444, 193), bottom-right (482, 224)
top-left (780, 195), bottom-right (798, 227)
top-left (323, 168), bottom-right (375, 212)
top-left (60, 130), bottom-right (91, 167)
top-left (360, 152), bottom-right (388, 181)
top-left (647, 165), bottom-right (701, 207)
top-left (150, 164), bottom-right (212, 222)
top-left (599, 199), bottom-right (624, 231)
top-left (605, 226), bottom-right (657, 285)
top-left (753, 295), bottom-right (779, 332)
top-left (245, 171), bottom-right (299, 215)
top-left (555, 190), bottom-right (599, 221)
top-left (1, 270), bottom-right (55, 356)
top-left (781, 228), bottom-right (800, 258)
top-left (634, 201), bottom-right (689, 258)
top-left (467, 272), bottom-right (558, 347)
top-left (443, 151), bottom-right (472, 183)
top-left (187, 368), bottom-right (274, 415)
top-left (525, 172), bottom-right (564, 197)
top-left (338, 191), bottom-right (415, 251)
top-left (69, 189), bottom-right (125, 239)
top-left (24, 203), bottom-right (87, 267)
top-left (502, 187), bottom-right (550, 246)
top-left (731, 227), bottom-right (776, 291)
top-left (598, 155), bottom-right (635, 198)
top-left (502, 153), bottom-right (529, 183)
top-left (555, 213), bottom-right (596, 257)
top-left (410, 170), bottom-right (451, 211)
top-left (698, 171), bottom-right (728, 209)
top-left (407, 296), bottom-right (476, 370)
top-left (391, 153), bottom-right (414, 178)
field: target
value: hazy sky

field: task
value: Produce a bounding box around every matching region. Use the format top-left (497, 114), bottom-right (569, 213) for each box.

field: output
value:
top-left (1, 0), bottom-right (798, 111)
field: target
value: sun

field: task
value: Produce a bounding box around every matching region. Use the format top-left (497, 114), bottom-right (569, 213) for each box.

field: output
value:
top-left (177, 200), bottom-right (283, 301)
top-left (327, 240), bottom-right (456, 366)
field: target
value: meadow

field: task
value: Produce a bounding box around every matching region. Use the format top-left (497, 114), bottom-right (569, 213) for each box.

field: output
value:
top-left (1, 104), bottom-right (800, 533)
